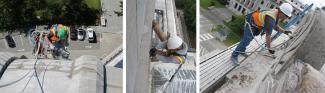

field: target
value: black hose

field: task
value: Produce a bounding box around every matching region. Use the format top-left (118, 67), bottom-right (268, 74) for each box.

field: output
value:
top-left (33, 59), bottom-right (45, 93)
top-left (0, 57), bottom-right (17, 79)
top-left (162, 63), bottom-right (184, 93)
top-left (21, 71), bottom-right (35, 93)
top-left (103, 65), bottom-right (107, 93)
top-left (0, 70), bottom-right (31, 88)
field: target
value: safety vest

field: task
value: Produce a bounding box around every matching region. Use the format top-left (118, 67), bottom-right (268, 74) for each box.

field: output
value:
top-left (175, 56), bottom-right (186, 64)
top-left (168, 50), bottom-right (187, 64)
top-left (50, 24), bottom-right (66, 42)
top-left (252, 9), bottom-right (277, 28)
top-left (50, 25), bottom-right (59, 42)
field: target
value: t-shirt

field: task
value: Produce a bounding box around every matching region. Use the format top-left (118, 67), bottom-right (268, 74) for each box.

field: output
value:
top-left (263, 15), bottom-right (278, 35)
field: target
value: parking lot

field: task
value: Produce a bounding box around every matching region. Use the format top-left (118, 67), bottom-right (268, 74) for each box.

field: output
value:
top-left (0, 28), bottom-right (122, 60)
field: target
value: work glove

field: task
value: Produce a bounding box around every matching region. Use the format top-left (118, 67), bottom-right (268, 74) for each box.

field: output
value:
top-left (284, 31), bottom-right (292, 35)
top-left (50, 44), bottom-right (55, 50)
top-left (150, 48), bottom-right (157, 57)
top-left (268, 49), bottom-right (275, 54)
top-left (65, 46), bottom-right (68, 50)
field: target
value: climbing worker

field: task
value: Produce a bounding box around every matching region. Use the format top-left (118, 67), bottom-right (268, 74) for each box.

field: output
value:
top-left (45, 24), bottom-right (70, 59)
top-left (32, 32), bottom-right (46, 58)
top-left (150, 21), bottom-right (188, 64)
top-left (231, 3), bottom-right (293, 66)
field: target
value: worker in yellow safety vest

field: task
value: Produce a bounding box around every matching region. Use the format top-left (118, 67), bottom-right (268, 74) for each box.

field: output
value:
top-left (231, 3), bottom-right (294, 66)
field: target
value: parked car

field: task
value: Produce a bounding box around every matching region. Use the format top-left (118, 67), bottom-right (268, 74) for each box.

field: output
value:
top-left (101, 16), bottom-right (106, 27)
top-left (77, 29), bottom-right (85, 41)
top-left (70, 26), bottom-right (78, 40)
top-left (5, 35), bottom-right (16, 48)
top-left (86, 28), bottom-right (95, 42)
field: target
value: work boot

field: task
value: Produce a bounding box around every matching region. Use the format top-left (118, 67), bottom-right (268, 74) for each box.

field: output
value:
top-left (240, 53), bottom-right (249, 58)
top-left (231, 56), bottom-right (239, 66)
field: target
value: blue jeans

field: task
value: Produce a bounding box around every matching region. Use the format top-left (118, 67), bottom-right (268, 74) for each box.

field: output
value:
top-left (231, 14), bottom-right (258, 58)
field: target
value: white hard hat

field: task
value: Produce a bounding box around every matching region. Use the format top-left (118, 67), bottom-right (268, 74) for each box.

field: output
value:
top-left (279, 3), bottom-right (293, 17)
top-left (167, 36), bottom-right (183, 50)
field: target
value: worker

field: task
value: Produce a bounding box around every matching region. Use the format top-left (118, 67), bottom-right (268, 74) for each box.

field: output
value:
top-left (231, 3), bottom-right (293, 66)
top-left (150, 21), bottom-right (188, 64)
top-left (46, 24), bottom-right (70, 59)
top-left (32, 32), bottom-right (45, 58)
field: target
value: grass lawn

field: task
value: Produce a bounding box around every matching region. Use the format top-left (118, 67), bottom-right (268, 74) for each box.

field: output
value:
top-left (200, 0), bottom-right (211, 9)
top-left (213, 0), bottom-right (225, 8)
top-left (200, 0), bottom-right (225, 9)
top-left (84, 0), bottom-right (101, 10)
top-left (279, 21), bottom-right (286, 28)
top-left (211, 24), bottom-right (225, 32)
top-left (223, 32), bottom-right (240, 46)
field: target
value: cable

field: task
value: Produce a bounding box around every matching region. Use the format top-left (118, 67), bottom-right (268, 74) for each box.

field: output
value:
top-left (33, 59), bottom-right (45, 93)
top-left (33, 32), bottom-right (45, 93)
top-left (21, 71), bottom-right (35, 93)
top-left (160, 63), bottom-right (184, 93)
top-left (41, 61), bottom-right (52, 86)
top-left (0, 70), bottom-right (31, 88)
top-left (230, 21), bottom-right (292, 54)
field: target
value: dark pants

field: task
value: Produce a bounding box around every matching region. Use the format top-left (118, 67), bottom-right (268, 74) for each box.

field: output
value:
top-left (231, 14), bottom-right (260, 58)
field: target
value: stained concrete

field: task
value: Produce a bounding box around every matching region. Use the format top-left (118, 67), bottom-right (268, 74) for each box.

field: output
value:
top-left (0, 53), bottom-right (122, 93)
top-left (151, 62), bottom-right (196, 93)
top-left (296, 11), bottom-right (325, 70)
top-left (214, 10), bottom-right (325, 93)
top-left (126, 0), bottom-right (156, 93)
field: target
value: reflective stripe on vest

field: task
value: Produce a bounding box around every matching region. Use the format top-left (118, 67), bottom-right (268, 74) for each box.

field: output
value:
top-left (50, 24), bottom-right (60, 42)
top-left (175, 56), bottom-right (185, 64)
top-left (252, 10), bottom-right (277, 28)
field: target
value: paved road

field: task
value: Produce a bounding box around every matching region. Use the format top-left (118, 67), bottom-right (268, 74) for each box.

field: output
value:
top-left (100, 0), bottom-right (123, 33)
top-left (200, 9), bottom-right (227, 56)
top-left (0, 0), bottom-right (123, 59)
top-left (0, 31), bottom-right (122, 60)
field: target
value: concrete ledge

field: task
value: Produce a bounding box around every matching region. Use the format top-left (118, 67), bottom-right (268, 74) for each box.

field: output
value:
top-left (105, 66), bottom-right (122, 93)
top-left (71, 55), bottom-right (103, 93)
top-left (151, 62), bottom-right (196, 93)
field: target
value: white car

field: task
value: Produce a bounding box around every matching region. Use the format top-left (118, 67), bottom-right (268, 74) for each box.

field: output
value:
top-left (77, 29), bottom-right (85, 41)
top-left (87, 28), bottom-right (95, 42)
top-left (101, 16), bottom-right (106, 27)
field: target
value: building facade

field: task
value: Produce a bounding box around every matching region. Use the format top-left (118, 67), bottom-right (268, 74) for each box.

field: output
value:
top-left (227, 0), bottom-right (305, 17)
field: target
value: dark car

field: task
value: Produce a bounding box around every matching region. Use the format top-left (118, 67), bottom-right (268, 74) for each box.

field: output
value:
top-left (5, 35), bottom-right (16, 48)
top-left (70, 26), bottom-right (78, 41)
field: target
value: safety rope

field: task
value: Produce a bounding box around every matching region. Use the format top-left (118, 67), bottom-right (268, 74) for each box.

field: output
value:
top-left (230, 21), bottom-right (291, 54)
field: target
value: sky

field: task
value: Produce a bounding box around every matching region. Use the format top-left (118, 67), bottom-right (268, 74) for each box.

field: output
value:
top-left (299, 0), bottom-right (325, 8)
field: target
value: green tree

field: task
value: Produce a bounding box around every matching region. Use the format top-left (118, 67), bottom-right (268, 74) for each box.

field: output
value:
top-left (226, 15), bottom-right (245, 37)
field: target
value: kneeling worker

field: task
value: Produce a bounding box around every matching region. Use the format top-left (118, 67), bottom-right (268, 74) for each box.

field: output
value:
top-left (150, 21), bottom-right (188, 64)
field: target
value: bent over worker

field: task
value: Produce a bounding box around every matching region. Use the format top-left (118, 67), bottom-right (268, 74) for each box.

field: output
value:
top-left (150, 21), bottom-right (188, 64)
top-left (45, 24), bottom-right (70, 59)
top-left (231, 3), bottom-right (294, 66)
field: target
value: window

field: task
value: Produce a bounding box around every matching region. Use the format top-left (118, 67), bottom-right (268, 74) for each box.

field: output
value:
top-left (238, 5), bottom-right (242, 11)
top-left (261, 1), bottom-right (264, 5)
top-left (242, 8), bottom-right (246, 14)
top-left (235, 3), bottom-right (238, 9)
